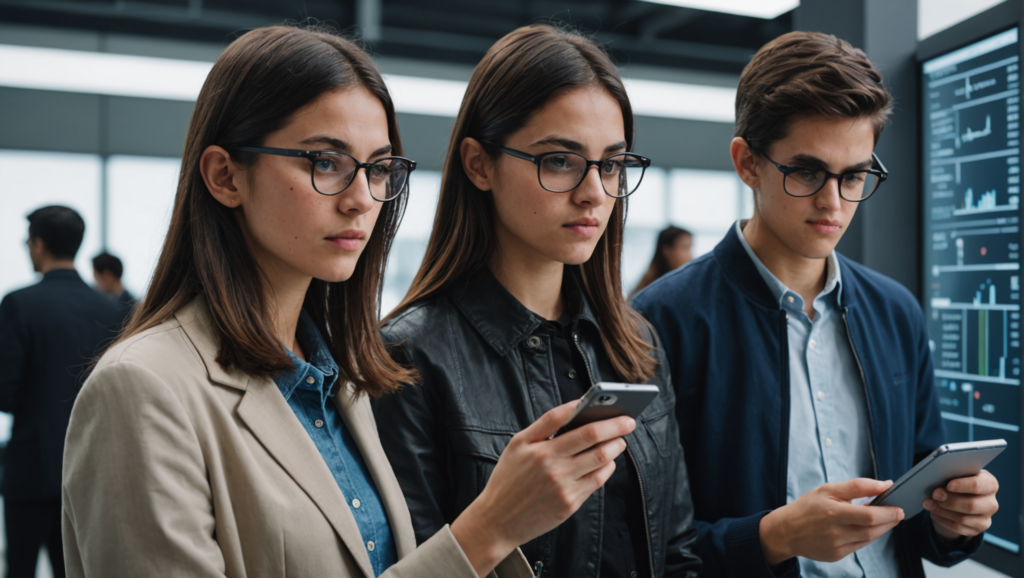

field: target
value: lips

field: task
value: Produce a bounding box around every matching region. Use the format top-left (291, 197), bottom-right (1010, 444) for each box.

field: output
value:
top-left (326, 229), bottom-right (365, 251)
top-left (807, 219), bottom-right (841, 234)
top-left (563, 218), bottom-right (600, 238)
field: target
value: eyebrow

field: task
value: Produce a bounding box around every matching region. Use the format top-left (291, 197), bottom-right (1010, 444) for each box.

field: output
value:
top-left (788, 153), bottom-right (873, 173)
top-left (298, 136), bottom-right (393, 158)
top-left (530, 136), bottom-right (629, 155)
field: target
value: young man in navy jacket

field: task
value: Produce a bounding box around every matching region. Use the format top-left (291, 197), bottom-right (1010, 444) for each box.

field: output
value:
top-left (632, 32), bottom-right (999, 578)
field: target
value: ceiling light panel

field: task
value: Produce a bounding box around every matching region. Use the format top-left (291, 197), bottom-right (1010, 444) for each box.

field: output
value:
top-left (639, 0), bottom-right (799, 19)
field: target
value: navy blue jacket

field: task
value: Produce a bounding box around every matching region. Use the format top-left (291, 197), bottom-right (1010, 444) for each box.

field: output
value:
top-left (631, 225), bottom-right (981, 578)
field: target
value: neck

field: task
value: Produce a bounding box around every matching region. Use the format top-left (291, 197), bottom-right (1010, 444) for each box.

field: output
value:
top-left (742, 213), bottom-right (828, 316)
top-left (488, 230), bottom-right (565, 321)
top-left (262, 268), bottom-right (313, 363)
top-left (38, 260), bottom-right (76, 275)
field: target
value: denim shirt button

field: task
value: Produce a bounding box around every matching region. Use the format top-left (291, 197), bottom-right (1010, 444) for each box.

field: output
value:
top-left (367, 541), bottom-right (375, 552)
top-left (314, 419), bottom-right (324, 428)
top-left (352, 498), bottom-right (361, 509)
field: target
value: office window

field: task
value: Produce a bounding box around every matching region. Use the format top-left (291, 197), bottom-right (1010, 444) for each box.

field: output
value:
top-left (381, 170), bottom-right (441, 317)
top-left (106, 155), bottom-right (180, 297)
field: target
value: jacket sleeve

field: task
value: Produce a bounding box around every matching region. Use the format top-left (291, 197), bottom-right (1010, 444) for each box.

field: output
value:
top-left (381, 526), bottom-right (534, 578)
top-left (62, 360), bottom-right (226, 577)
top-left (904, 306), bottom-right (983, 566)
top-left (633, 296), bottom-right (799, 578)
top-left (0, 294), bottom-right (28, 413)
top-left (372, 335), bottom-right (454, 545)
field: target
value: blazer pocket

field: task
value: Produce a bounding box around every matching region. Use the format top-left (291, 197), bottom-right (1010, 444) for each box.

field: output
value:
top-left (642, 407), bottom-right (675, 458)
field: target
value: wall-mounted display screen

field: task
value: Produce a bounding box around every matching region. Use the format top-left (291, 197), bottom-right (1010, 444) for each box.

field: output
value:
top-left (923, 26), bottom-right (1021, 554)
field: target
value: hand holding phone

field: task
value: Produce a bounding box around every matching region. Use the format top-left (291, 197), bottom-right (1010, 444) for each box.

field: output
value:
top-left (554, 382), bottom-right (659, 437)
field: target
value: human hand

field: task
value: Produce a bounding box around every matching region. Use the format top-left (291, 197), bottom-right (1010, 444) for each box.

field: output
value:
top-left (759, 478), bottom-right (905, 567)
top-left (924, 469), bottom-right (999, 541)
top-left (450, 401), bottom-right (635, 577)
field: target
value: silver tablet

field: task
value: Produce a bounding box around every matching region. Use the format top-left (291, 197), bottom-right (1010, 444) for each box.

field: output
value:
top-left (869, 439), bottom-right (1006, 517)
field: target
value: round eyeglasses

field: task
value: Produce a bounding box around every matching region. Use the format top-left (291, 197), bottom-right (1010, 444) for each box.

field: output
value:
top-left (492, 146), bottom-right (651, 198)
top-left (237, 146), bottom-right (416, 202)
top-left (758, 151), bottom-right (888, 202)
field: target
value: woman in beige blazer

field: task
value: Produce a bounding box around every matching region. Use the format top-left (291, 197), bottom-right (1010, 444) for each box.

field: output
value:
top-left (61, 25), bottom-right (637, 578)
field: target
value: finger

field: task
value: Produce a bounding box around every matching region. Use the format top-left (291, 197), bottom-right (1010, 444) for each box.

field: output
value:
top-left (930, 504), bottom-right (993, 533)
top-left (575, 459), bottom-right (617, 500)
top-left (841, 519), bottom-right (901, 546)
top-left (931, 492), bottom-right (999, 517)
top-left (826, 478), bottom-right (894, 501)
top-left (518, 401), bottom-right (580, 443)
top-left (570, 438), bottom-right (627, 478)
top-left (931, 508), bottom-right (986, 537)
top-left (833, 502), bottom-right (904, 527)
top-left (552, 415), bottom-right (636, 456)
top-left (945, 470), bottom-right (999, 496)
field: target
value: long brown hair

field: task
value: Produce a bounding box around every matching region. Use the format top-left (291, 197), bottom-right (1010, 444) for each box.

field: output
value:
top-left (386, 24), bottom-right (656, 383)
top-left (116, 25), bottom-right (414, 396)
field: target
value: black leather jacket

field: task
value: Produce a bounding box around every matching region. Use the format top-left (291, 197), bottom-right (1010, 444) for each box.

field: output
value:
top-left (373, 268), bottom-right (701, 578)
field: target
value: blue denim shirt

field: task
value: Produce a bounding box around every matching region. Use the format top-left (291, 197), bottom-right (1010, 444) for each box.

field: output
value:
top-left (735, 221), bottom-right (901, 578)
top-left (273, 310), bottom-right (397, 576)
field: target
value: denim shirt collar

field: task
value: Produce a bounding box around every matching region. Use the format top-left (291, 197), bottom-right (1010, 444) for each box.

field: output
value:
top-left (733, 220), bottom-right (844, 313)
top-left (273, 309), bottom-right (339, 402)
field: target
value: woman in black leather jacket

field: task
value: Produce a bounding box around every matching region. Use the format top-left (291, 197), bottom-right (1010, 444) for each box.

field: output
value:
top-left (372, 24), bottom-right (701, 578)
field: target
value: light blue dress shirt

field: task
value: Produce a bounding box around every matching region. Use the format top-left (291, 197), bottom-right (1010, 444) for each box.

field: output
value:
top-left (273, 310), bottom-right (397, 577)
top-left (735, 221), bottom-right (900, 578)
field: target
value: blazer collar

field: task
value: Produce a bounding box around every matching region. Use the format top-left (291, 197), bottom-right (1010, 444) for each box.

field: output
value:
top-left (177, 297), bottom-right (416, 577)
top-left (449, 266), bottom-right (600, 357)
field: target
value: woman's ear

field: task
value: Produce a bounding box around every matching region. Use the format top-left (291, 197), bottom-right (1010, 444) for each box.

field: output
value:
top-left (200, 145), bottom-right (244, 208)
top-left (460, 137), bottom-right (495, 192)
top-left (730, 137), bottom-right (761, 190)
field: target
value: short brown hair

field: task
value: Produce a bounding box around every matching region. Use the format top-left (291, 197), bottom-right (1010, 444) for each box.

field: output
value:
top-left (735, 31), bottom-right (892, 155)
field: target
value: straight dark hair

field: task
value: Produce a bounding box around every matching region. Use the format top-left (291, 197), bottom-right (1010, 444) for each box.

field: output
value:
top-left (630, 225), bottom-right (691, 297)
top-left (114, 24), bottom-right (415, 396)
top-left (386, 24), bottom-right (656, 383)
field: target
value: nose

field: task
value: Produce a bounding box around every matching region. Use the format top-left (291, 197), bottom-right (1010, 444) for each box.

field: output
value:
top-left (571, 165), bottom-right (608, 206)
top-left (339, 167), bottom-right (377, 215)
top-left (815, 175), bottom-right (843, 212)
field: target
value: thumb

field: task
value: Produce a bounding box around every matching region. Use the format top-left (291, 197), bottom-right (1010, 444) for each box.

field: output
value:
top-left (827, 478), bottom-right (893, 501)
top-left (519, 401), bottom-right (579, 442)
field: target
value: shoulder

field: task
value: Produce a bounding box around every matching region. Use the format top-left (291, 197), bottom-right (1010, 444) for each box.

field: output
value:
top-left (382, 294), bottom-right (456, 345)
top-left (838, 255), bottom-right (922, 319)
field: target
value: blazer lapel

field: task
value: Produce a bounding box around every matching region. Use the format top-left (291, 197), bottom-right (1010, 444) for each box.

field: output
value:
top-left (176, 298), bottom-right (375, 578)
top-left (333, 383), bottom-right (419, 559)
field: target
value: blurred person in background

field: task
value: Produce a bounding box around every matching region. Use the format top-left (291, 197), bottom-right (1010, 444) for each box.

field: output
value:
top-left (630, 225), bottom-right (693, 297)
top-left (92, 252), bottom-right (136, 310)
top-left (0, 205), bottom-right (124, 578)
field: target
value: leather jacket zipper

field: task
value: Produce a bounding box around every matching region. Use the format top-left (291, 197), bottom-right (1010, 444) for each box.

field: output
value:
top-left (573, 333), bottom-right (656, 578)
top-left (842, 308), bottom-right (879, 479)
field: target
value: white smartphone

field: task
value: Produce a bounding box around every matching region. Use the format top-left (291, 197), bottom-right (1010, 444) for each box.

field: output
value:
top-left (869, 439), bottom-right (1006, 517)
top-left (554, 382), bottom-right (660, 437)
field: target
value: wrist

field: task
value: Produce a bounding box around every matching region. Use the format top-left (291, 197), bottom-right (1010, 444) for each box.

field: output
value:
top-left (451, 502), bottom-right (515, 578)
top-left (759, 508), bottom-right (792, 569)
top-left (930, 516), bottom-right (966, 545)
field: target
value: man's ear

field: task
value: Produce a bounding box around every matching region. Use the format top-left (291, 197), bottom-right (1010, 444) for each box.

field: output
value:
top-left (200, 145), bottom-right (245, 208)
top-left (730, 137), bottom-right (762, 190)
top-left (460, 137), bottom-right (496, 192)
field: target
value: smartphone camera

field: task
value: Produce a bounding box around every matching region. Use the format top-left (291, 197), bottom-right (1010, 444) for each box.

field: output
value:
top-left (596, 394), bottom-right (618, 406)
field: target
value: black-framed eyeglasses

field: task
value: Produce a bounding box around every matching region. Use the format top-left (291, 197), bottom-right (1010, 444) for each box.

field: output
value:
top-left (758, 151), bottom-right (888, 202)
top-left (237, 146), bottom-right (417, 202)
top-left (492, 146), bottom-right (652, 198)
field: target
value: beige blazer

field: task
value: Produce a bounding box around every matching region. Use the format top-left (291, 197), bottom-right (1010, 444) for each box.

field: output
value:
top-left (62, 298), bottom-right (532, 578)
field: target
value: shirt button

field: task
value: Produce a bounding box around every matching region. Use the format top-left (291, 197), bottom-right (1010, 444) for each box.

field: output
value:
top-left (315, 419), bottom-right (324, 428)
top-left (817, 391), bottom-right (825, 401)
top-left (527, 336), bottom-right (542, 348)
top-left (825, 438), bottom-right (833, 448)
top-left (568, 370), bottom-right (577, 379)
top-left (809, 339), bottom-right (817, 349)
top-left (352, 499), bottom-right (361, 509)
top-left (367, 541), bottom-right (375, 552)
top-left (306, 376), bottom-right (315, 384)
top-left (787, 296), bottom-right (795, 304)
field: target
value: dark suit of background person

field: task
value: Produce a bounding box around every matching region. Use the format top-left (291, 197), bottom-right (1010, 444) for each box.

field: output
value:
top-left (0, 206), bottom-right (124, 578)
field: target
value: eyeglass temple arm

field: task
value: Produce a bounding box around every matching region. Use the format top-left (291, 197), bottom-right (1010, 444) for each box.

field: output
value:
top-left (871, 152), bottom-right (889, 178)
top-left (236, 146), bottom-right (312, 158)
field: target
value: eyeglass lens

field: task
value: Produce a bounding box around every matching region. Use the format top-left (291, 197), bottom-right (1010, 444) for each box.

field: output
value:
top-left (539, 153), bottom-right (646, 197)
top-left (311, 153), bottom-right (411, 200)
top-left (784, 168), bottom-right (882, 201)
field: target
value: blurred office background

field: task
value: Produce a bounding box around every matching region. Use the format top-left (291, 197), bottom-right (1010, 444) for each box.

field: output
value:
top-left (0, 0), bottom-right (1012, 576)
